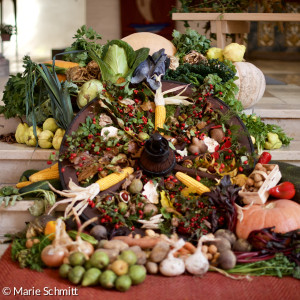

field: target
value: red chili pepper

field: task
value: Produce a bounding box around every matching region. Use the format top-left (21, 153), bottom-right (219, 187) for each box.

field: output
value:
top-left (269, 182), bottom-right (296, 200)
top-left (258, 152), bottom-right (272, 164)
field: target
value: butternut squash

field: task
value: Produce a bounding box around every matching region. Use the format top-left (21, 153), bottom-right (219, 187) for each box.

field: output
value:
top-left (44, 60), bottom-right (79, 82)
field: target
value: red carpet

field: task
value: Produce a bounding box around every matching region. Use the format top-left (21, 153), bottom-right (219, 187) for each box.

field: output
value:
top-left (0, 246), bottom-right (299, 300)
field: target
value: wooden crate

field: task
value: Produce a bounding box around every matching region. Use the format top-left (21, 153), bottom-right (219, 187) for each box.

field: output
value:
top-left (239, 164), bottom-right (281, 205)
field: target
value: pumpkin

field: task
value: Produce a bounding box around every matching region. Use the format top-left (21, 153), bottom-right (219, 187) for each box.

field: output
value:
top-left (43, 60), bottom-right (79, 82)
top-left (235, 199), bottom-right (300, 240)
top-left (234, 62), bottom-right (266, 109)
top-left (121, 32), bottom-right (176, 56)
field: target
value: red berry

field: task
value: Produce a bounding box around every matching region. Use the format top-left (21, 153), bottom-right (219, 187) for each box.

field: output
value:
top-left (131, 226), bottom-right (135, 231)
top-left (125, 127), bottom-right (129, 131)
top-left (61, 168), bottom-right (65, 173)
top-left (47, 161), bottom-right (52, 165)
top-left (244, 160), bottom-right (248, 165)
top-left (196, 175), bottom-right (201, 181)
top-left (239, 166), bottom-right (244, 172)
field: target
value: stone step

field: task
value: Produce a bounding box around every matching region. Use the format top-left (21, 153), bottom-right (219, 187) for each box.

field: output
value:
top-left (0, 114), bottom-right (21, 135)
top-left (0, 142), bottom-right (53, 184)
top-left (0, 200), bottom-right (66, 241)
top-left (269, 140), bottom-right (300, 167)
top-left (248, 84), bottom-right (300, 140)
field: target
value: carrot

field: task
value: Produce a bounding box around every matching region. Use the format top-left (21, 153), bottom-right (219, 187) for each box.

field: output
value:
top-left (173, 246), bottom-right (191, 257)
top-left (184, 242), bottom-right (197, 254)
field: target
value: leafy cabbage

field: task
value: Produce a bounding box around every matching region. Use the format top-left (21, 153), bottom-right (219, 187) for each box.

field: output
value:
top-left (88, 40), bottom-right (149, 85)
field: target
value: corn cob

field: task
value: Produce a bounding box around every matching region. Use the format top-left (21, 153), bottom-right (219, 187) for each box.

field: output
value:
top-left (155, 105), bottom-right (166, 130)
top-left (96, 167), bottom-right (134, 191)
top-left (175, 172), bottom-right (210, 195)
top-left (29, 163), bottom-right (59, 182)
top-left (16, 181), bottom-right (32, 189)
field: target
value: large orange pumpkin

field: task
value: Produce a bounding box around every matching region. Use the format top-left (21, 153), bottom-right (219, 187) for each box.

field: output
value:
top-left (235, 200), bottom-right (300, 239)
top-left (43, 60), bottom-right (79, 82)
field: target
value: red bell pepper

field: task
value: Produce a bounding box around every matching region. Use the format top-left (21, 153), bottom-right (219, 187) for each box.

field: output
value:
top-left (268, 182), bottom-right (296, 200)
top-left (258, 152), bottom-right (272, 164)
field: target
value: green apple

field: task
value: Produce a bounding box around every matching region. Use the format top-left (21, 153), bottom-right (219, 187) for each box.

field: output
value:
top-left (43, 118), bottom-right (59, 133)
top-left (25, 126), bottom-right (42, 147)
top-left (38, 130), bottom-right (54, 149)
top-left (15, 122), bottom-right (29, 144)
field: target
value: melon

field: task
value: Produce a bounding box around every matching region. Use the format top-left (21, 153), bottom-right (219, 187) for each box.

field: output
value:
top-left (234, 62), bottom-right (266, 109)
top-left (121, 32), bottom-right (176, 56)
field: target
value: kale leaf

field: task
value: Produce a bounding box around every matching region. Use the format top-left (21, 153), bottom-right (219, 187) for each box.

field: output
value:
top-left (164, 59), bottom-right (235, 85)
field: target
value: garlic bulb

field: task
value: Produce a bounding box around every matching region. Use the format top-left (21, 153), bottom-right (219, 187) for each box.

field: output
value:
top-left (185, 234), bottom-right (215, 276)
top-left (159, 239), bottom-right (185, 277)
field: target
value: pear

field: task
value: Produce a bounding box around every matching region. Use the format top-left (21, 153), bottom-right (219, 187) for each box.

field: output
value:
top-left (223, 43), bottom-right (246, 62)
top-left (38, 130), bottom-right (54, 149)
top-left (206, 47), bottom-right (224, 61)
top-left (43, 118), bottom-right (59, 133)
top-left (15, 122), bottom-right (29, 144)
top-left (53, 128), bottom-right (65, 150)
top-left (24, 126), bottom-right (42, 147)
top-left (264, 132), bottom-right (282, 150)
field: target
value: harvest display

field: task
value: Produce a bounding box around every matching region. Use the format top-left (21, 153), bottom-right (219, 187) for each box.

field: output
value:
top-left (1, 26), bottom-right (299, 292)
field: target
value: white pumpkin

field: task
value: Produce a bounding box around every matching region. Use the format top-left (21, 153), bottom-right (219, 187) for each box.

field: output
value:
top-left (121, 32), bottom-right (176, 56)
top-left (234, 62), bottom-right (266, 109)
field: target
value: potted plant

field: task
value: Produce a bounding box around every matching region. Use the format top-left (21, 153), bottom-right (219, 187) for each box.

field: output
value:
top-left (0, 24), bottom-right (16, 41)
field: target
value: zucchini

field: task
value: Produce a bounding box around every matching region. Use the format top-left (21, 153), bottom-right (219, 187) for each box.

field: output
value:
top-left (18, 179), bottom-right (62, 194)
top-left (19, 169), bottom-right (39, 182)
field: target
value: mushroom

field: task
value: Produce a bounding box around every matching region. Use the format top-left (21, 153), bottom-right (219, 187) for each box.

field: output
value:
top-left (188, 137), bottom-right (208, 154)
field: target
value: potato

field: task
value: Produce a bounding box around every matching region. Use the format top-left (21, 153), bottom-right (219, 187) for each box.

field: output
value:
top-left (149, 241), bottom-right (170, 263)
top-left (253, 173), bottom-right (263, 182)
top-left (146, 261), bottom-right (158, 274)
top-left (103, 240), bottom-right (129, 252)
top-left (254, 181), bottom-right (263, 188)
top-left (246, 178), bottom-right (254, 186)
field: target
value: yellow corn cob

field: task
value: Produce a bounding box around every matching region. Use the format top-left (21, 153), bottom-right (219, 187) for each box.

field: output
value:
top-left (155, 105), bottom-right (166, 130)
top-left (96, 167), bottom-right (134, 191)
top-left (29, 163), bottom-right (59, 182)
top-left (175, 172), bottom-right (210, 195)
top-left (16, 181), bottom-right (32, 189)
